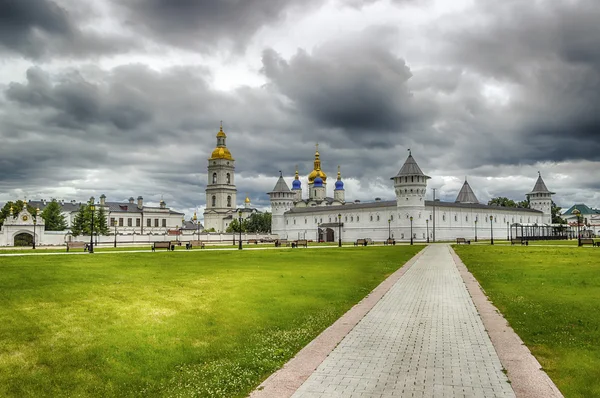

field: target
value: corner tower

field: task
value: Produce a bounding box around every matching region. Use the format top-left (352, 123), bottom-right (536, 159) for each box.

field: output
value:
top-left (527, 172), bottom-right (554, 224)
top-left (204, 123), bottom-right (237, 232)
top-left (269, 172), bottom-right (295, 237)
top-left (391, 151), bottom-right (430, 208)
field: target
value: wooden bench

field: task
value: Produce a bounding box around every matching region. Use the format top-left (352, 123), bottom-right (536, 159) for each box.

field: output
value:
top-left (456, 238), bottom-right (471, 245)
top-left (354, 239), bottom-right (367, 246)
top-left (275, 239), bottom-right (289, 247)
top-left (511, 239), bottom-right (529, 246)
top-left (580, 238), bottom-right (595, 246)
top-left (247, 239), bottom-right (259, 244)
top-left (66, 241), bottom-right (87, 252)
top-left (292, 239), bottom-right (308, 248)
top-left (152, 241), bottom-right (173, 252)
top-left (384, 238), bottom-right (396, 246)
top-left (185, 240), bottom-right (205, 249)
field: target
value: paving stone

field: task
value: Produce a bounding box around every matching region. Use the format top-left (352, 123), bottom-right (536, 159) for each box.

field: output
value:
top-left (292, 245), bottom-right (515, 398)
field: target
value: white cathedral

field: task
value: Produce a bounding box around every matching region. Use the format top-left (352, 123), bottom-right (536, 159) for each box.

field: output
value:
top-left (203, 125), bottom-right (556, 242)
top-left (269, 146), bottom-right (555, 242)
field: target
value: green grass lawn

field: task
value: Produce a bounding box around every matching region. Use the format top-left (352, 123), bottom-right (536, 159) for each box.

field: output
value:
top-left (0, 246), bottom-right (421, 397)
top-left (453, 245), bottom-right (600, 398)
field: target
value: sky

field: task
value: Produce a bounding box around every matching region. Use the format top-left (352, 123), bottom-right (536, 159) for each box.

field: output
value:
top-left (1, 0), bottom-right (599, 220)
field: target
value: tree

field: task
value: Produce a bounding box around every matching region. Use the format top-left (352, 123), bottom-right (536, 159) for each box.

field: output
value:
top-left (226, 218), bottom-right (247, 233)
top-left (0, 200), bottom-right (39, 228)
top-left (95, 206), bottom-right (109, 235)
top-left (41, 199), bottom-right (67, 231)
top-left (517, 198), bottom-right (530, 208)
top-left (245, 213), bottom-right (272, 233)
top-left (204, 227), bottom-right (216, 232)
top-left (487, 197), bottom-right (517, 207)
top-left (551, 201), bottom-right (566, 224)
top-left (71, 206), bottom-right (86, 237)
top-left (69, 201), bottom-right (109, 237)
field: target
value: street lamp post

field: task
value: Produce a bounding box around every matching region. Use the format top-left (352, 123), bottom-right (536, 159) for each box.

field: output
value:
top-left (426, 219), bottom-right (429, 243)
top-left (475, 219), bottom-right (478, 242)
top-left (573, 209), bottom-right (581, 246)
top-left (89, 202), bottom-right (95, 253)
top-left (432, 188), bottom-right (436, 243)
top-left (409, 216), bottom-right (414, 245)
top-left (238, 210), bottom-right (243, 250)
top-left (113, 219), bottom-right (117, 248)
top-left (506, 222), bottom-right (509, 241)
top-left (388, 219), bottom-right (391, 240)
top-left (338, 213), bottom-right (342, 247)
top-left (489, 215), bottom-right (494, 245)
top-left (33, 208), bottom-right (37, 250)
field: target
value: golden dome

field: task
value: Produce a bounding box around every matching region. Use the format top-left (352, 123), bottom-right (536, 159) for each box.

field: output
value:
top-left (245, 196), bottom-right (250, 203)
top-left (308, 169), bottom-right (327, 183)
top-left (308, 143), bottom-right (327, 183)
top-left (210, 147), bottom-right (233, 160)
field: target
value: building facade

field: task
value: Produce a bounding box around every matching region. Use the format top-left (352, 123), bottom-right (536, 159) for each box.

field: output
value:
top-left (269, 151), bottom-right (554, 242)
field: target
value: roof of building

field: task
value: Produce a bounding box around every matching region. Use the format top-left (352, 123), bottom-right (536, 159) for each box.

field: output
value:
top-left (562, 204), bottom-right (600, 215)
top-left (455, 179), bottom-right (479, 204)
top-left (270, 174), bottom-right (291, 192)
top-left (286, 199), bottom-right (543, 214)
top-left (528, 173), bottom-right (555, 195)
top-left (181, 220), bottom-right (203, 230)
top-left (27, 200), bottom-right (184, 215)
top-left (392, 153), bottom-right (430, 179)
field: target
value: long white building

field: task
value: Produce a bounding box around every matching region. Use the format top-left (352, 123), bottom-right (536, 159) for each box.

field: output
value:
top-left (269, 149), bottom-right (554, 242)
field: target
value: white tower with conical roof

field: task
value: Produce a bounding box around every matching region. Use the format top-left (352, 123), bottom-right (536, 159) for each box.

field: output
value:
top-left (269, 172), bottom-right (295, 237)
top-left (527, 172), bottom-right (554, 224)
top-left (392, 151), bottom-right (430, 208)
top-left (204, 123), bottom-right (237, 232)
top-left (391, 151), bottom-right (430, 240)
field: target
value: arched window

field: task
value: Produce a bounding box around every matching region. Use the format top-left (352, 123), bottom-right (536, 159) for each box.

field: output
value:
top-left (370, 215), bottom-right (373, 221)
top-left (454, 215), bottom-right (457, 222)
top-left (390, 215), bottom-right (394, 221)
top-left (212, 173), bottom-right (217, 184)
top-left (211, 195), bottom-right (216, 207)
top-left (226, 173), bottom-right (231, 184)
top-left (443, 214), bottom-right (446, 221)
top-left (356, 216), bottom-right (359, 222)
top-left (411, 176), bottom-right (414, 182)
top-left (350, 216), bottom-right (353, 222)
top-left (227, 196), bottom-right (231, 207)
top-left (377, 215), bottom-right (380, 221)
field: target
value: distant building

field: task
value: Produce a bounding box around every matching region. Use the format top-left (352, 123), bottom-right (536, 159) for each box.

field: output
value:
top-left (269, 149), bottom-right (555, 242)
top-left (28, 195), bottom-right (184, 235)
top-left (562, 204), bottom-right (600, 236)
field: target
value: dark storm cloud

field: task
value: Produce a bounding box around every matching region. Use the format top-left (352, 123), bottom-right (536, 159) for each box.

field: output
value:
top-left (0, 0), bottom-right (136, 59)
top-left (260, 27), bottom-right (422, 148)
top-left (6, 67), bottom-right (151, 130)
top-left (110, 0), bottom-right (323, 52)
top-left (436, 0), bottom-right (600, 166)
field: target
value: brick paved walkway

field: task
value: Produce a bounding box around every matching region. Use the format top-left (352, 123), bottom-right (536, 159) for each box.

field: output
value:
top-left (292, 245), bottom-right (515, 398)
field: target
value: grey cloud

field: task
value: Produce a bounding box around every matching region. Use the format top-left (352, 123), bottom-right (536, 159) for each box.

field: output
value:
top-left (0, 0), bottom-right (137, 59)
top-left (434, 0), bottom-right (600, 165)
top-left (111, 0), bottom-right (322, 52)
top-left (260, 27), bottom-right (417, 141)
